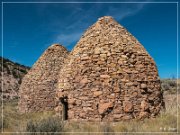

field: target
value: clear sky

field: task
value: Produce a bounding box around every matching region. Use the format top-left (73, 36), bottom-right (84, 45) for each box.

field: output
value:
top-left (0, 0), bottom-right (179, 78)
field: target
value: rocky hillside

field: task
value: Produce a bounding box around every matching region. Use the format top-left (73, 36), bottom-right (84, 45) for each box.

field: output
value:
top-left (0, 57), bottom-right (30, 100)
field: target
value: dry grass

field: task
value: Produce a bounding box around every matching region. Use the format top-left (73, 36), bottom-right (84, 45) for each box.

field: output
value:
top-left (0, 99), bottom-right (55, 133)
top-left (0, 93), bottom-right (179, 135)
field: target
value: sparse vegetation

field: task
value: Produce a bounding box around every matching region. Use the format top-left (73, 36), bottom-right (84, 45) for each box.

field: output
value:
top-left (19, 68), bottom-right (28, 74)
top-left (26, 117), bottom-right (64, 135)
top-left (0, 56), bottom-right (30, 77)
top-left (161, 79), bottom-right (180, 94)
top-left (12, 70), bottom-right (18, 78)
top-left (0, 99), bottom-right (55, 133)
top-left (0, 56), bottom-right (30, 69)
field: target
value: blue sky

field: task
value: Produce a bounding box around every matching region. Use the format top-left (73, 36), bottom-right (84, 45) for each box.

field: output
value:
top-left (0, 0), bottom-right (179, 78)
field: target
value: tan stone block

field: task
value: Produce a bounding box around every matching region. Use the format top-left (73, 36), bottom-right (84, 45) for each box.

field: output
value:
top-left (100, 74), bottom-right (110, 78)
top-left (126, 82), bottom-right (134, 86)
top-left (108, 93), bottom-right (116, 99)
top-left (83, 107), bottom-right (93, 112)
top-left (117, 69), bottom-right (123, 73)
top-left (123, 101), bottom-right (133, 113)
top-left (75, 100), bottom-right (82, 105)
top-left (93, 91), bottom-right (103, 97)
top-left (57, 93), bottom-right (63, 98)
top-left (114, 87), bottom-right (120, 92)
top-left (122, 114), bottom-right (133, 120)
top-left (94, 48), bottom-right (101, 54)
top-left (100, 54), bottom-right (107, 59)
top-left (138, 111), bottom-right (149, 119)
top-left (131, 91), bottom-right (138, 97)
top-left (79, 96), bottom-right (89, 100)
top-left (68, 112), bottom-right (75, 120)
top-left (109, 63), bottom-right (116, 67)
top-left (80, 78), bottom-right (89, 84)
top-left (81, 56), bottom-right (89, 61)
top-left (141, 100), bottom-right (149, 111)
top-left (58, 83), bottom-right (64, 88)
top-left (98, 102), bottom-right (114, 114)
top-left (121, 55), bottom-right (128, 59)
top-left (68, 99), bottom-right (76, 104)
top-left (141, 83), bottom-right (147, 89)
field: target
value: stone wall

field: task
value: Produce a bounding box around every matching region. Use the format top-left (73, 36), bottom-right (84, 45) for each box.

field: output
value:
top-left (55, 16), bottom-right (163, 121)
top-left (18, 44), bottom-right (69, 113)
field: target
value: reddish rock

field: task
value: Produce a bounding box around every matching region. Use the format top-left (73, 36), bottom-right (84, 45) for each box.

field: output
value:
top-left (93, 91), bottom-right (103, 97)
top-left (100, 75), bottom-right (110, 79)
top-left (123, 101), bottom-right (133, 113)
top-left (98, 102), bottom-right (114, 114)
top-left (141, 83), bottom-right (147, 89)
top-left (138, 111), bottom-right (150, 119)
top-left (141, 100), bottom-right (149, 111)
top-left (80, 78), bottom-right (89, 84)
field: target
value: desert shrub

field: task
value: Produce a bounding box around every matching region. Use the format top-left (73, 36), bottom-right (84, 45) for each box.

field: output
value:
top-left (26, 117), bottom-right (64, 135)
top-left (161, 79), bottom-right (179, 94)
top-left (18, 79), bottom-right (22, 84)
top-left (101, 123), bottom-right (114, 135)
top-left (161, 81), bottom-right (171, 91)
top-left (0, 116), bottom-right (9, 130)
top-left (0, 119), bottom-right (1, 130)
top-left (19, 68), bottom-right (28, 74)
top-left (26, 120), bottom-right (37, 133)
top-left (168, 80), bottom-right (176, 87)
top-left (12, 70), bottom-right (18, 78)
top-left (3, 63), bottom-right (11, 74)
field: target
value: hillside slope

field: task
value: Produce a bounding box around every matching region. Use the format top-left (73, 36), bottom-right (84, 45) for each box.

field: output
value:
top-left (0, 57), bottom-right (30, 100)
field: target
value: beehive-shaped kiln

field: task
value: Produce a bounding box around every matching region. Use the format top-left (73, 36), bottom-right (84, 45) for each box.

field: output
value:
top-left (55, 16), bottom-right (163, 121)
top-left (19, 44), bottom-right (69, 113)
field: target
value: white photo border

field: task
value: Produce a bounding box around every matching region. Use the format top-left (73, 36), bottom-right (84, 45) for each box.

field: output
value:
top-left (1, 1), bottom-right (179, 134)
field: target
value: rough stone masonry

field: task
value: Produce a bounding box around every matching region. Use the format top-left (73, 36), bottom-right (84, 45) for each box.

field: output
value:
top-left (18, 44), bottom-right (69, 113)
top-left (19, 16), bottom-right (163, 121)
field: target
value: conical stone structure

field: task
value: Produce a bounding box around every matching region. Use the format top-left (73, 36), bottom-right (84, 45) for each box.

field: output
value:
top-left (18, 44), bottom-right (69, 113)
top-left (55, 16), bottom-right (163, 121)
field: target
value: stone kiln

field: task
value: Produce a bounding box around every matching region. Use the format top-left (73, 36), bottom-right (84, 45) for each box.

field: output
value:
top-left (55, 16), bottom-right (163, 121)
top-left (19, 16), bottom-right (163, 121)
top-left (18, 44), bottom-right (69, 113)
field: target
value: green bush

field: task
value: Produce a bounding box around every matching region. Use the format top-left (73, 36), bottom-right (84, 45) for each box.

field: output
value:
top-left (26, 117), bottom-right (64, 135)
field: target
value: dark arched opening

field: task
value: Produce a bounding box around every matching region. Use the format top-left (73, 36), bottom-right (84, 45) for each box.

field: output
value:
top-left (60, 97), bottom-right (68, 120)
